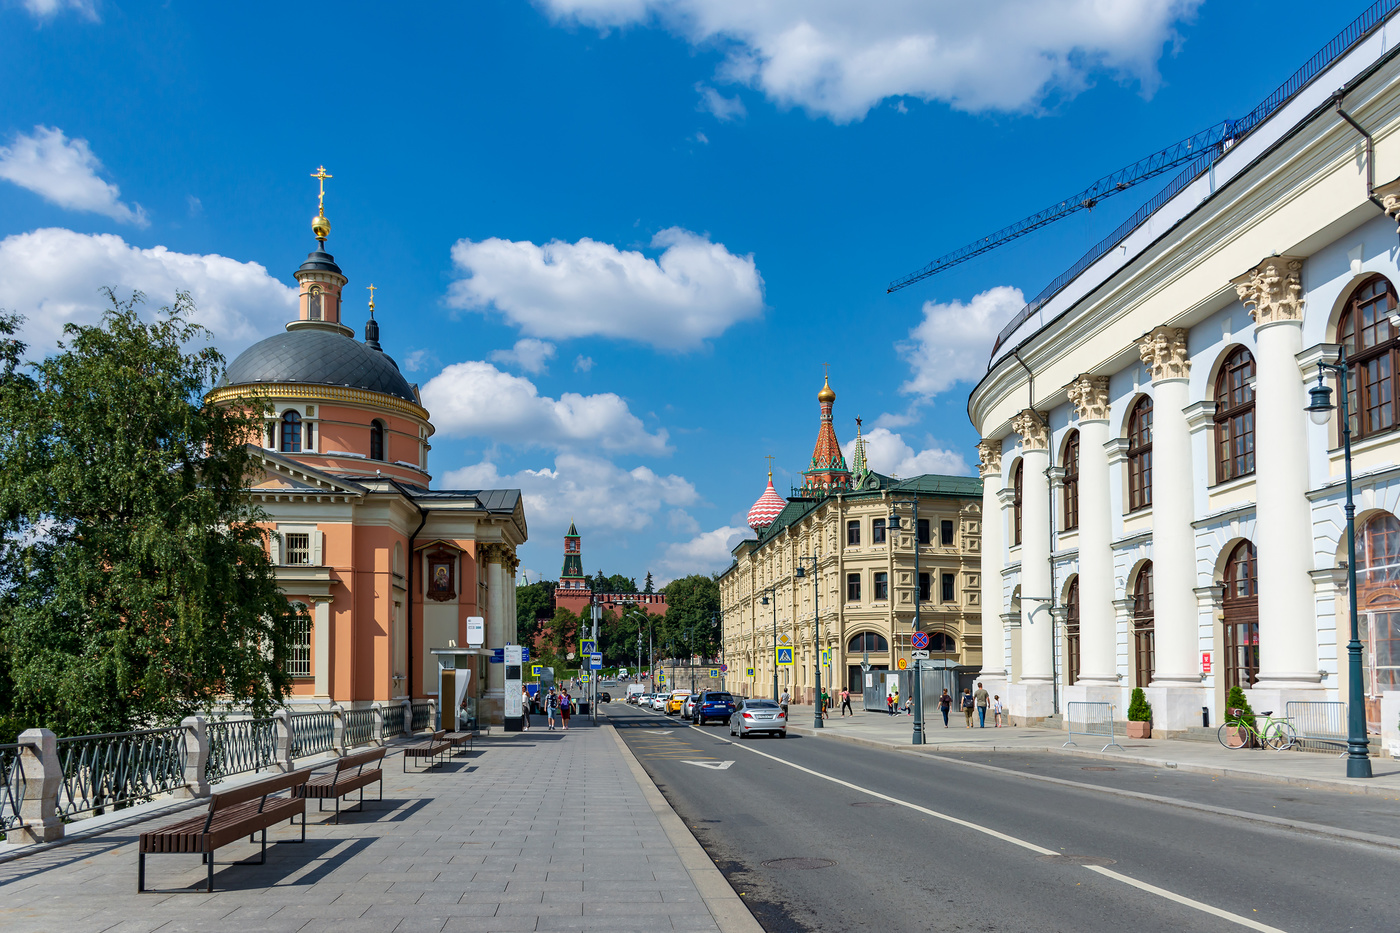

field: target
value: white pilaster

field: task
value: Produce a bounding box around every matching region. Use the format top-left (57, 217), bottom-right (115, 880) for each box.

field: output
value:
top-left (485, 549), bottom-right (507, 721)
top-left (1011, 410), bottom-right (1055, 717)
top-left (313, 597), bottom-right (332, 698)
top-left (1068, 376), bottom-right (1117, 689)
top-left (977, 439), bottom-right (1006, 693)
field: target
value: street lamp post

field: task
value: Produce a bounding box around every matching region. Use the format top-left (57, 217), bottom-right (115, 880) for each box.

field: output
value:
top-left (1304, 353), bottom-right (1373, 779)
top-left (761, 585), bottom-right (779, 701)
top-left (889, 498), bottom-right (925, 745)
top-left (794, 553), bottom-right (824, 730)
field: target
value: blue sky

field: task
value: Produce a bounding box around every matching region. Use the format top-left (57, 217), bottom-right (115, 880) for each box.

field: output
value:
top-left (0, 0), bottom-right (1370, 585)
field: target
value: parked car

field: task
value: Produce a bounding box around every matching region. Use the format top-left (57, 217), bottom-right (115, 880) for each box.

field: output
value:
top-left (681, 694), bottom-right (700, 721)
top-left (730, 698), bottom-right (786, 738)
top-left (666, 690), bottom-right (692, 715)
top-left (694, 691), bottom-right (736, 726)
top-left (651, 694), bottom-right (668, 711)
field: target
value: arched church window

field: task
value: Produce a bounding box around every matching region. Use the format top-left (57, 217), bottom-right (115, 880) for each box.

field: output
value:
top-left (930, 632), bottom-right (956, 653)
top-left (1062, 430), bottom-right (1079, 530)
top-left (1066, 576), bottom-right (1080, 686)
top-left (1359, 513), bottom-right (1400, 709)
top-left (1222, 540), bottom-right (1259, 689)
top-left (1133, 561), bottom-right (1155, 687)
top-left (1127, 397), bottom-right (1153, 511)
top-left (1338, 274), bottom-right (1400, 438)
top-left (1214, 347), bottom-right (1256, 482)
top-left (280, 410), bottom-right (302, 453)
top-left (370, 419), bottom-right (386, 461)
top-left (308, 286), bottom-right (323, 321)
top-left (1012, 460), bottom-right (1024, 545)
top-left (847, 632), bottom-right (888, 653)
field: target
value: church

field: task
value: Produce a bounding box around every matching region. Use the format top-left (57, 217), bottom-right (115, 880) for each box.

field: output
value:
top-left (205, 169), bottom-right (527, 727)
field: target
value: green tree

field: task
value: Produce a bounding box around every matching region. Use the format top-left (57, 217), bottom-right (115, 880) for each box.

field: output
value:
top-left (643, 572), bottom-right (654, 594)
top-left (516, 579), bottom-right (556, 646)
top-left (0, 293), bottom-right (302, 739)
top-left (543, 606), bottom-right (580, 659)
top-left (661, 574), bottom-right (721, 659)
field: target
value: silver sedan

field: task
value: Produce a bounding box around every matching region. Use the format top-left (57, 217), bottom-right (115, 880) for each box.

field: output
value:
top-left (729, 698), bottom-right (787, 738)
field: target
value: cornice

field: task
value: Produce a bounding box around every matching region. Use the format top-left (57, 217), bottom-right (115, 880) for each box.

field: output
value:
top-left (209, 383), bottom-right (431, 426)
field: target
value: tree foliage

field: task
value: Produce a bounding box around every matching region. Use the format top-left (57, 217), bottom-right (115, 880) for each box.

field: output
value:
top-left (515, 579), bottom-right (556, 646)
top-left (0, 293), bottom-right (301, 739)
top-left (659, 574), bottom-right (721, 660)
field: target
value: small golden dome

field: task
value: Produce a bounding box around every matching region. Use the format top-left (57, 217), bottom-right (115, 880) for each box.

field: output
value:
top-left (818, 376), bottom-right (836, 404)
top-left (312, 210), bottom-right (331, 242)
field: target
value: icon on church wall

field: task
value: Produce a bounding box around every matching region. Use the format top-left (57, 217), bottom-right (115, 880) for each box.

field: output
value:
top-left (427, 548), bottom-right (456, 601)
top-left (308, 286), bottom-right (323, 321)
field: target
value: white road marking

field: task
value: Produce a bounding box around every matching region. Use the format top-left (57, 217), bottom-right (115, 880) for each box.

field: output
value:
top-left (690, 724), bottom-right (1289, 933)
top-left (683, 760), bottom-right (734, 770)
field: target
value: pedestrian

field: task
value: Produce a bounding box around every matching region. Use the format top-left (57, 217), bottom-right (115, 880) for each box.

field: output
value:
top-left (546, 688), bottom-right (559, 730)
top-left (780, 688), bottom-right (790, 719)
top-left (992, 695), bottom-right (1004, 728)
top-left (820, 689), bottom-right (830, 720)
top-left (903, 695), bottom-right (913, 716)
top-left (840, 688), bottom-right (853, 716)
top-left (974, 681), bottom-right (990, 727)
top-left (521, 686), bottom-right (532, 731)
top-left (938, 688), bottom-right (952, 727)
top-left (890, 689), bottom-right (900, 716)
top-left (560, 690), bottom-right (572, 730)
top-left (961, 687), bottom-right (975, 727)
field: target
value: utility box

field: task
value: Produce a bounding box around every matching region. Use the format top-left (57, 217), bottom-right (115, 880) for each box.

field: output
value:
top-left (504, 644), bottom-right (524, 733)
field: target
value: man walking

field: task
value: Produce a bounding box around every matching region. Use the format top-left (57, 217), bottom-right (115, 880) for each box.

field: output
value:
top-left (961, 687), bottom-right (975, 727)
top-left (780, 688), bottom-right (790, 720)
top-left (974, 681), bottom-right (990, 728)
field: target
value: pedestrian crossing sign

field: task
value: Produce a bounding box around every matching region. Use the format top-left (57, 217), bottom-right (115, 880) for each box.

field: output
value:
top-left (775, 647), bottom-right (793, 666)
top-left (579, 639), bottom-right (596, 656)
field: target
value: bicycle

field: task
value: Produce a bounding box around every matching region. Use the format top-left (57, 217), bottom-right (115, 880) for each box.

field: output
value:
top-left (1217, 707), bottom-right (1298, 750)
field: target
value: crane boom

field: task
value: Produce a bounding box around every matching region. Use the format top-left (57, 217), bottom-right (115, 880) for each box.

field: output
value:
top-left (886, 120), bottom-right (1235, 294)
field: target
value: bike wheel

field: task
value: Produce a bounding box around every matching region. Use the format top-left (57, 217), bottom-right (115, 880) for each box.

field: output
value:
top-left (1266, 721), bottom-right (1298, 750)
top-left (1218, 722), bottom-right (1248, 748)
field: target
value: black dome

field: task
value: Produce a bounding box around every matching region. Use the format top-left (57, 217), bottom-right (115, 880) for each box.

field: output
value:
top-left (221, 327), bottom-right (417, 402)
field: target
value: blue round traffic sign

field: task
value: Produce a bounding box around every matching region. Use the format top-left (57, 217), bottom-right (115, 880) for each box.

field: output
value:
top-left (911, 631), bottom-right (930, 650)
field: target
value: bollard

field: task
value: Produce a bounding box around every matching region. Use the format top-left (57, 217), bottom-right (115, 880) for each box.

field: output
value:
top-left (178, 716), bottom-right (211, 799)
top-left (372, 703), bottom-right (385, 746)
top-left (8, 729), bottom-right (62, 845)
top-left (330, 703), bottom-right (348, 757)
top-left (402, 698), bottom-right (413, 734)
top-left (273, 709), bottom-right (294, 772)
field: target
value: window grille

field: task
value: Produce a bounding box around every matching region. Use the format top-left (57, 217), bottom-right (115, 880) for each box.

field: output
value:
top-left (284, 533), bottom-right (311, 565)
top-left (287, 614), bottom-right (312, 678)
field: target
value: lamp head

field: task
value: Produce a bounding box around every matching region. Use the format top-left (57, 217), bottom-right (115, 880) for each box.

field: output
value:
top-left (1306, 381), bottom-right (1335, 426)
top-left (761, 595), bottom-right (769, 606)
top-left (796, 565), bottom-right (806, 578)
top-left (887, 513), bottom-right (902, 530)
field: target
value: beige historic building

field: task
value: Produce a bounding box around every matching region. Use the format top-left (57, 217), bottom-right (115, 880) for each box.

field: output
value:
top-left (720, 381), bottom-right (983, 704)
top-left (969, 9), bottom-right (1400, 752)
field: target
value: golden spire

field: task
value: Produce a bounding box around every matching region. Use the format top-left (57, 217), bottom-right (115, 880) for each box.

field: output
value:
top-left (818, 364), bottom-right (835, 404)
top-left (310, 165), bottom-right (332, 244)
top-left (366, 283), bottom-right (377, 314)
top-left (765, 453), bottom-right (774, 479)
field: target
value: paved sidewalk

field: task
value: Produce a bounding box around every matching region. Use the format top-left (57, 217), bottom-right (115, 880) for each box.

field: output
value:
top-left (0, 721), bottom-right (756, 933)
top-left (789, 706), bottom-right (1400, 796)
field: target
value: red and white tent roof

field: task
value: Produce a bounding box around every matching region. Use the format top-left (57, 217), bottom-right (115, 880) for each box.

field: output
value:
top-left (747, 473), bottom-right (786, 530)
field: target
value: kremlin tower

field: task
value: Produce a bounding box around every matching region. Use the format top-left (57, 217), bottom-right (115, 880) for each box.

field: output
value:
top-left (800, 374), bottom-right (852, 495)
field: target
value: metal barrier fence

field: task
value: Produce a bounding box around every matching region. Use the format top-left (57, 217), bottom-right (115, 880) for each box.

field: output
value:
top-left (1, 742), bottom-right (30, 833)
top-left (55, 727), bottom-right (187, 819)
top-left (345, 708), bottom-right (376, 748)
top-left (205, 718), bottom-right (276, 783)
top-left (290, 711), bottom-right (335, 758)
top-left (1284, 700), bottom-right (1348, 755)
top-left (384, 705), bottom-right (405, 738)
top-left (410, 701), bottom-right (432, 732)
top-left (1064, 702), bottom-right (1124, 752)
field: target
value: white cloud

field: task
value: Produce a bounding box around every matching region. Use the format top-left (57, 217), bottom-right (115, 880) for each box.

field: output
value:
top-left (0, 227), bottom-right (296, 359)
top-left (0, 127), bottom-right (145, 226)
top-left (442, 453), bottom-right (698, 535)
top-left (186, 195), bottom-right (202, 217)
top-left (421, 360), bottom-right (669, 454)
top-left (402, 349), bottom-right (440, 373)
top-left (661, 525), bottom-right (748, 574)
top-left (574, 355), bottom-right (595, 372)
top-left (540, 0), bottom-right (1201, 121)
top-left (667, 509), bottom-right (701, 534)
top-left (447, 226), bottom-right (764, 351)
top-left (693, 131), bottom-right (710, 145)
top-left (697, 84), bottom-right (746, 121)
top-left (897, 285), bottom-right (1024, 399)
top-left (489, 337), bottom-right (557, 374)
top-left (22, 0), bottom-right (98, 21)
top-left (851, 426), bottom-right (970, 477)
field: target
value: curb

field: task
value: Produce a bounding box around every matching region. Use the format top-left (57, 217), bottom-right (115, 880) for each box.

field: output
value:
top-left (606, 723), bottom-right (764, 933)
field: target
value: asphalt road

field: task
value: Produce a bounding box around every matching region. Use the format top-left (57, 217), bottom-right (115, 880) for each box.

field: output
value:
top-left (606, 702), bottom-right (1400, 933)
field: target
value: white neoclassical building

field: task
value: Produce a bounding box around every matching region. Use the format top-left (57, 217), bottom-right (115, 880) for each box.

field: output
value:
top-left (970, 9), bottom-right (1400, 751)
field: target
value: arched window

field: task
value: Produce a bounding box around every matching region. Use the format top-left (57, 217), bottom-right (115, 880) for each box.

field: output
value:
top-left (1062, 430), bottom-right (1079, 531)
top-left (1338, 275), bottom-right (1400, 438)
top-left (930, 632), bottom-right (956, 653)
top-left (1012, 460), bottom-right (1024, 545)
top-left (370, 419), bottom-right (386, 461)
top-left (1221, 540), bottom-right (1259, 689)
top-left (1133, 561), bottom-right (1155, 687)
top-left (280, 410), bottom-right (302, 453)
top-left (307, 285), bottom-right (322, 321)
top-left (1127, 397), bottom-right (1153, 512)
top-left (1214, 347), bottom-right (1255, 483)
top-left (1065, 576), bottom-right (1080, 686)
top-left (1358, 514), bottom-right (1400, 712)
top-left (847, 632), bottom-right (889, 653)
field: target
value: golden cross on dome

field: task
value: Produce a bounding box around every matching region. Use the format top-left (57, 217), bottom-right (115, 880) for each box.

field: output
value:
top-left (367, 283), bottom-right (377, 310)
top-left (822, 362), bottom-right (830, 381)
top-left (765, 453), bottom-right (774, 476)
top-left (311, 165), bottom-right (332, 214)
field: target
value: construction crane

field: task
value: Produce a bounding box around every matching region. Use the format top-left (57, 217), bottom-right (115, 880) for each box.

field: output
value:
top-left (886, 120), bottom-right (1237, 294)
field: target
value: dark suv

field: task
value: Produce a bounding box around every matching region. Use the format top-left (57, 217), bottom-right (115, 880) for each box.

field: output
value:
top-left (694, 691), bottom-right (736, 726)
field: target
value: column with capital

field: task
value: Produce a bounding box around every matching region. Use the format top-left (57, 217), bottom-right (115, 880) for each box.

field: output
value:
top-left (1233, 258), bottom-right (1322, 705)
top-left (1010, 409), bottom-right (1055, 719)
top-left (977, 439), bottom-right (1007, 695)
top-left (483, 544), bottom-right (509, 726)
top-left (1139, 327), bottom-right (1206, 728)
top-left (1065, 375), bottom-right (1119, 701)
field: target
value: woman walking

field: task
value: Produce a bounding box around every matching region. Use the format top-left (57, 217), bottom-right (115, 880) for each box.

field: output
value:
top-left (839, 688), bottom-right (853, 717)
top-left (992, 695), bottom-right (1004, 728)
top-left (938, 689), bottom-right (952, 727)
top-left (560, 690), bottom-right (572, 730)
top-left (522, 686), bottom-right (532, 731)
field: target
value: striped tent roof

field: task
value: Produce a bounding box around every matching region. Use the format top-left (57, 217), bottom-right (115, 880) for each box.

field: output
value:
top-left (746, 473), bottom-right (786, 530)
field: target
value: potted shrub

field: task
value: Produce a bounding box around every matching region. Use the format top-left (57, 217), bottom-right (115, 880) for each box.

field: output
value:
top-left (1126, 687), bottom-right (1153, 738)
top-left (1223, 686), bottom-right (1256, 748)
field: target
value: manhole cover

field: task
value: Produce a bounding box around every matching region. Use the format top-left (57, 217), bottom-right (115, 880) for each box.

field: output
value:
top-left (850, 801), bottom-right (895, 807)
top-left (762, 858), bottom-right (837, 870)
top-left (1037, 854), bottom-right (1117, 866)
top-left (1081, 766), bottom-right (1118, 771)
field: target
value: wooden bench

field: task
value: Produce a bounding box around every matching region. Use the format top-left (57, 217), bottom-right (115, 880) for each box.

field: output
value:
top-left (297, 747), bottom-right (386, 822)
top-left (138, 769), bottom-right (309, 893)
top-left (444, 730), bottom-right (476, 757)
top-left (402, 730), bottom-right (451, 772)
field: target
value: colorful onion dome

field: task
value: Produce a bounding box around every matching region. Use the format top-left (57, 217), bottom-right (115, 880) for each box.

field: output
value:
top-left (818, 375), bottom-right (836, 404)
top-left (747, 471), bottom-right (786, 530)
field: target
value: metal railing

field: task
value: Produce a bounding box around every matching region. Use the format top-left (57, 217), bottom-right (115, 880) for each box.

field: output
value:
top-left (205, 717), bottom-right (276, 783)
top-left (384, 705), bottom-right (405, 738)
top-left (55, 728), bottom-right (186, 819)
top-left (1, 742), bottom-right (31, 832)
top-left (345, 708), bottom-right (376, 748)
top-left (289, 711), bottom-right (335, 758)
top-left (410, 701), bottom-right (432, 732)
top-left (1063, 702), bottom-right (1125, 752)
top-left (1284, 700), bottom-right (1349, 755)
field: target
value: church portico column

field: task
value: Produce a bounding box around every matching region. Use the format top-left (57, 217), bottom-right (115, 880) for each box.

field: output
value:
top-left (1066, 376), bottom-right (1118, 698)
top-left (1234, 258), bottom-right (1323, 699)
top-left (1010, 410), bottom-right (1054, 719)
top-left (977, 440), bottom-right (1007, 695)
top-left (483, 545), bottom-right (508, 725)
top-left (1139, 327), bottom-right (1206, 729)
